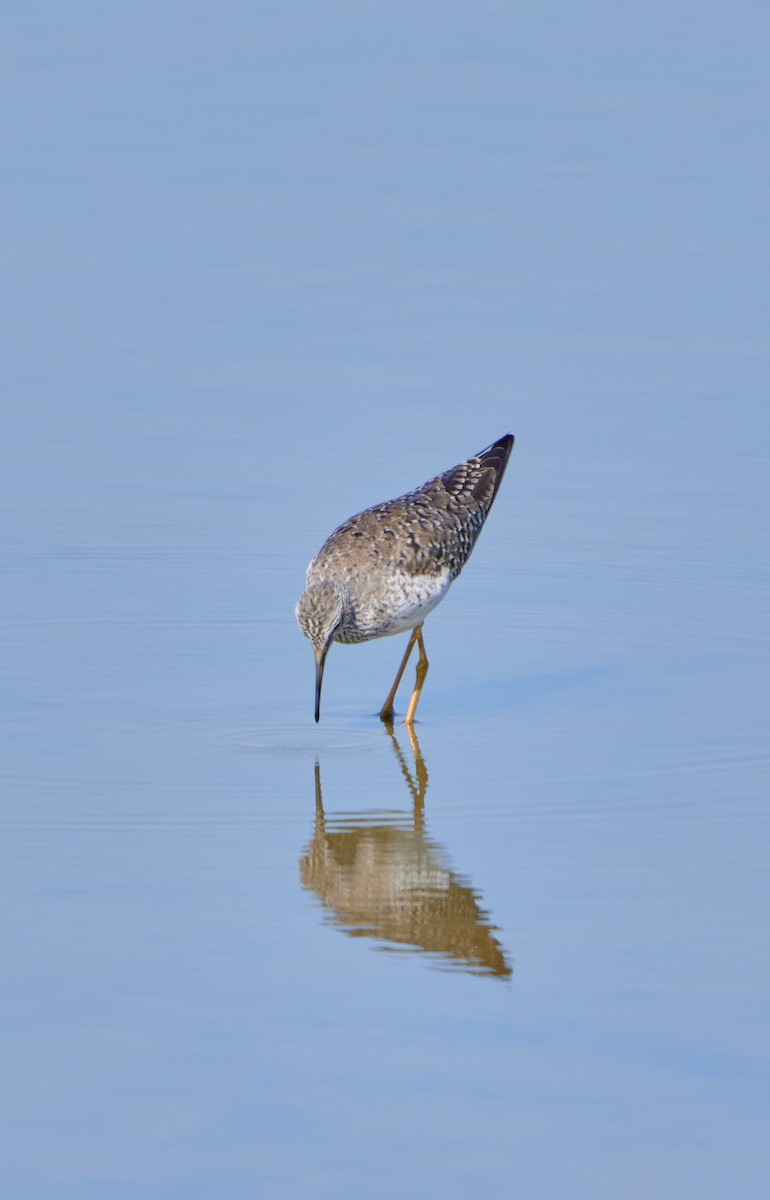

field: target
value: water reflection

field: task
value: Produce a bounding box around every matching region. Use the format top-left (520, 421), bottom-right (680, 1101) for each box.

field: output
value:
top-left (300, 725), bottom-right (512, 978)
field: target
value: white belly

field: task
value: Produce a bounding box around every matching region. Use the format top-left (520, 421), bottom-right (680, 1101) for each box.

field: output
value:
top-left (341, 568), bottom-right (453, 643)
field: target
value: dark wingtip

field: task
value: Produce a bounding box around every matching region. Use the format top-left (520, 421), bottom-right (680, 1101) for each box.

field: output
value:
top-left (476, 433), bottom-right (515, 506)
top-left (478, 433), bottom-right (514, 464)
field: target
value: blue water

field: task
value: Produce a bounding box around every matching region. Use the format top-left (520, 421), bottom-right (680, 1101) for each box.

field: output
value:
top-left (2, 3), bottom-right (769, 1197)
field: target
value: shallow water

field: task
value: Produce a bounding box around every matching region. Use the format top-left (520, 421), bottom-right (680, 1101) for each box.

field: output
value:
top-left (2, 3), bottom-right (769, 1197)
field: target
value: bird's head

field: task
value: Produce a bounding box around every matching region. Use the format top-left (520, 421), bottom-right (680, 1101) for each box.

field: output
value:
top-left (295, 580), bottom-right (347, 721)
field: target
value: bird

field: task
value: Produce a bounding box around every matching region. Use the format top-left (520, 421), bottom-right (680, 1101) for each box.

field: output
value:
top-left (295, 433), bottom-right (514, 724)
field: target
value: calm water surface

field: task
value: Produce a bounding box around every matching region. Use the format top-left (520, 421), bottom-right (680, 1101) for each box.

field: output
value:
top-left (2, 3), bottom-right (769, 1197)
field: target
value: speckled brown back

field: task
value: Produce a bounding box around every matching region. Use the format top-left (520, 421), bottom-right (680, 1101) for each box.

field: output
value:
top-left (309, 434), bottom-right (514, 587)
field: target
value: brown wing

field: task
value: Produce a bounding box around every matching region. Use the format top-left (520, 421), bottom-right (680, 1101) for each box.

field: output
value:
top-left (313, 433), bottom-right (514, 583)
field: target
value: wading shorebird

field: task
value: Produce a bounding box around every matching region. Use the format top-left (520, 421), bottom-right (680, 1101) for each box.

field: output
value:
top-left (296, 433), bottom-right (514, 724)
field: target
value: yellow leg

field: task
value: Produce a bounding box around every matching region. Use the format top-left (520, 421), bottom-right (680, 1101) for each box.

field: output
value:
top-left (404, 626), bottom-right (429, 726)
top-left (379, 624), bottom-right (421, 722)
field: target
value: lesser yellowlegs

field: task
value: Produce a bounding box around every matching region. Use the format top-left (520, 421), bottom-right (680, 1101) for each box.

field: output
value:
top-left (296, 433), bottom-right (514, 724)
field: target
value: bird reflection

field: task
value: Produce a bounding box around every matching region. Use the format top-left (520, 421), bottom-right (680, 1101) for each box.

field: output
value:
top-left (299, 723), bottom-right (511, 978)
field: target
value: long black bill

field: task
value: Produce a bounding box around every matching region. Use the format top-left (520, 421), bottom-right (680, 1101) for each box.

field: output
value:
top-left (314, 649), bottom-right (327, 723)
